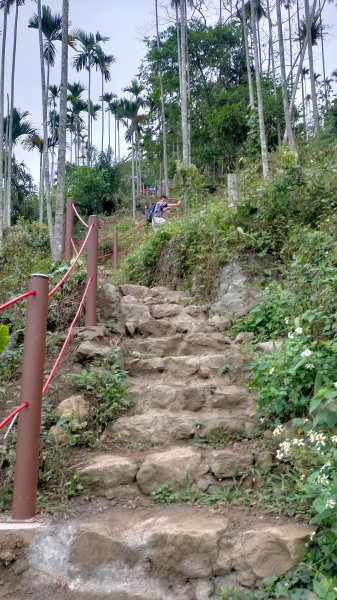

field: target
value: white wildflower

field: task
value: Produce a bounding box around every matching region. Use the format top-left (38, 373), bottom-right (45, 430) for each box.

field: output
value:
top-left (299, 473), bottom-right (306, 481)
top-left (292, 438), bottom-right (305, 447)
top-left (305, 363), bottom-right (315, 370)
top-left (285, 318), bottom-right (289, 325)
top-left (315, 433), bottom-right (327, 447)
top-left (288, 332), bottom-right (294, 339)
top-left (276, 449), bottom-right (284, 461)
top-left (269, 367), bottom-right (275, 374)
top-left (334, 382), bottom-right (337, 389)
top-left (310, 532), bottom-right (316, 541)
top-left (295, 327), bottom-right (303, 335)
top-left (279, 441), bottom-right (291, 455)
top-left (301, 349), bottom-right (312, 358)
top-left (273, 425), bottom-right (284, 436)
top-left (315, 474), bottom-right (329, 485)
top-left (325, 498), bottom-right (336, 509)
top-left (331, 435), bottom-right (337, 443)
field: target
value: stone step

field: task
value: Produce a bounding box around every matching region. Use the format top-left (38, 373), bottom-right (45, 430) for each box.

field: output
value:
top-left (108, 409), bottom-right (253, 444)
top-left (129, 383), bottom-right (253, 413)
top-left (23, 508), bottom-right (313, 597)
top-left (124, 331), bottom-right (232, 358)
top-left (124, 353), bottom-right (244, 379)
top-left (78, 444), bottom-right (257, 498)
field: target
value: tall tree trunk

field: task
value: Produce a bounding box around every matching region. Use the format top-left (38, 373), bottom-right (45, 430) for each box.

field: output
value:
top-left (108, 107), bottom-right (111, 154)
top-left (297, 0), bottom-right (307, 137)
top-left (276, 0), bottom-right (297, 156)
top-left (114, 116), bottom-right (117, 161)
top-left (6, 0), bottom-right (19, 227)
top-left (180, 0), bottom-right (189, 166)
top-left (266, 0), bottom-right (280, 144)
top-left (53, 0), bottom-right (69, 259)
top-left (101, 73), bottom-right (104, 153)
top-left (305, 0), bottom-right (319, 133)
top-left (288, 7), bottom-right (293, 89)
top-left (87, 66), bottom-right (91, 165)
top-left (37, 0), bottom-right (53, 252)
top-left (288, 0), bottom-right (317, 121)
top-left (0, 0), bottom-right (8, 248)
top-left (39, 151), bottom-right (44, 224)
top-left (242, 0), bottom-right (254, 110)
top-left (117, 119), bottom-right (120, 161)
top-left (4, 94), bottom-right (9, 222)
top-left (131, 134), bottom-right (136, 219)
top-left (155, 0), bottom-right (169, 196)
top-left (250, 0), bottom-right (269, 178)
top-left (318, 0), bottom-right (327, 107)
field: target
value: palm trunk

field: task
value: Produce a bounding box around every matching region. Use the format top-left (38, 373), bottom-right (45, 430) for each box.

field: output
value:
top-left (87, 66), bottom-right (91, 165)
top-left (114, 116), bottom-right (117, 161)
top-left (70, 129), bottom-right (73, 163)
top-left (318, 0), bottom-right (327, 107)
top-left (180, 0), bottom-right (189, 166)
top-left (131, 134), bottom-right (136, 219)
top-left (6, 0), bottom-right (19, 228)
top-left (117, 119), bottom-right (120, 161)
top-left (296, 0), bottom-right (307, 137)
top-left (305, 0), bottom-right (319, 133)
top-left (276, 0), bottom-right (297, 156)
top-left (242, 0), bottom-right (254, 110)
top-left (288, 8), bottom-right (293, 89)
top-left (288, 0), bottom-right (317, 121)
top-left (37, 0), bottom-right (53, 252)
top-left (53, 0), bottom-right (69, 259)
top-left (108, 108), bottom-right (111, 154)
top-left (4, 94), bottom-right (9, 223)
top-left (39, 151), bottom-right (44, 224)
top-left (155, 0), bottom-right (169, 196)
top-left (266, 0), bottom-right (280, 144)
top-left (250, 0), bottom-right (269, 178)
top-left (101, 73), bottom-right (104, 153)
top-left (0, 0), bottom-right (9, 248)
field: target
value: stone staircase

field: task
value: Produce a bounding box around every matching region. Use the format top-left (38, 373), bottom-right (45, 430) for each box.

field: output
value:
top-left (1, 283), bottom-right (314, 600)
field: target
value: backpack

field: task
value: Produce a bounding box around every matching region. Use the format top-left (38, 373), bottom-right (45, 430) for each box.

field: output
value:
top-left (146, 203), bottom-right (157, 223)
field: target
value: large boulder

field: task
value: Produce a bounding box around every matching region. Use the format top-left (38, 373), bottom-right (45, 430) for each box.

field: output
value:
top-left (110, 412), bottom-right (171, 444)
top-left (136, 447), bottom-right (202, 494)
top-left (209, 448), bottom-right (254, 479)
top-left (210, 260), bottom-right (260, 318)
top-left (74, 325), bottom-right (108, 341)
top-left (151, 304), bottom-right (182, 319)
top-left (234, 524), bottom-right (315, 581)
top-left (56, 394), bottom-right (89, 422)
top-left (120, 299), bottom-right (151, 323)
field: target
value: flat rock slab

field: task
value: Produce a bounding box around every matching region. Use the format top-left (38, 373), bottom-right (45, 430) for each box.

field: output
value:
top-left (256, 339), bottom-right (283, 353)
top-left (70, 509), bottom-right (231, 579)
top-left (75, 341), bottom-right (112, 362)
top-left (79, 455), bottom-right (138, 497)
top-left (74, 326), bottom-right (108, 341)
top-left (136, 447), bottom-right (202, 494)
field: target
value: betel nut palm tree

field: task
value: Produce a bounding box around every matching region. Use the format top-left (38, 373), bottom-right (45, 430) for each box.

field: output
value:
top-left (94, 46), bottom-right (115, 153)
top-left (72, 29), bottom-right (109, 165)
top-left (0, 0), bottom-right (26, 227)
top-left (0, 0), bottom-right (9, 248)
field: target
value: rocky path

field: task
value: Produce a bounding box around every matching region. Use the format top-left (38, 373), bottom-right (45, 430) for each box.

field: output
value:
top-left (1, 283), bottom-right (314, 600)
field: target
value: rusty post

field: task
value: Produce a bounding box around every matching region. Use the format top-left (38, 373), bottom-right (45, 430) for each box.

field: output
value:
top-left (64, 198), bottom-right (74, 261)
top-left (113, 231), bottom-right (118, 270)
top-left (85, 215), bottom-right (98, 326)
top-left (12, 274), bottom-right (49, 521)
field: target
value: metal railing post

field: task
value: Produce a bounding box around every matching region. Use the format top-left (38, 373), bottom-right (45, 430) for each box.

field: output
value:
top-left (12, 274), bottom-right (49, 521)
top-left (64, 198), bottom-right (74, 261)
top-left (113, 231), bottom-right (118, 270)
top-left (85, 215), bottom-right (98, 326)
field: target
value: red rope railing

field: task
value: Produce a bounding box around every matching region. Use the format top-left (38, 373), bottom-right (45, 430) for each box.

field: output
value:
top-left (0, 291), bottom-right (36, 312)
top-left (98, 251), bottom-right (115, 260)
top-left (70, 237), bottom-right (79, 257)
top-left (0, 402), bottom-right (29, 431)
top-left (48, 224), bottom-right (94, 298)
top-left (72, 203), bottom-right (88, 229)
top-left (42, 276), bottom-right (93, 395)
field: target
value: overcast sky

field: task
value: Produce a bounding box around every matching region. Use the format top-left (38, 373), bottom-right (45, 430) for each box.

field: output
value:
top-left (4, 0), bottom-right (337, 185)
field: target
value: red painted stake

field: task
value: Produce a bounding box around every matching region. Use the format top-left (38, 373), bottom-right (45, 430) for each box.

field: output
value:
top-left (12, 274), bottom-right (49, 521)
top-left (113, 231), bottom-right (118, 270)
top-left (64, 198), bottom-right (74, 261)
top-left (85, 215), bottom-right (98, 326)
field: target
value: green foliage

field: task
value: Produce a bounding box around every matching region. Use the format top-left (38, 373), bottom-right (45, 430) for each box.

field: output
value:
top-left (150, 482), bottom-right (177, 504)
top-left (0, 325), bottom-right (9, 354)
top-left (66, 158), bottom-right (126, 216)
top-left (68, 353), bottom-right (129, 443)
